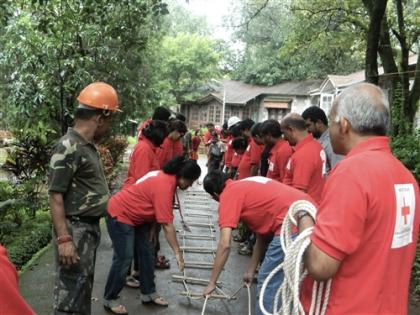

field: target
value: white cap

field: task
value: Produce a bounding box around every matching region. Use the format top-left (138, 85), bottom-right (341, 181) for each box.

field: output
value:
top-left (227, 116), bottom-right (241, 129)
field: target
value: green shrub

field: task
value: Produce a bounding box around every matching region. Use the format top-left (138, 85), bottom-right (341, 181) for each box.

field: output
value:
top-left (391, 130), bottom-right (420, 182)
top-left (102, 136), bottom-right (128, 166)
top-left (4, 210), bottom-right (51, 270)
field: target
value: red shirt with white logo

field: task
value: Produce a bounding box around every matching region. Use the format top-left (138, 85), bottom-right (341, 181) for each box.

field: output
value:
top-left (218, 177), bottom-right (316, 235)
top-left (108, 171), bottom-right (176, 226)
top-left (283, 134), bottom-right (325, 202)
top-left (307, 137), bottom-right (420, 314)
top-left (267, 139), bottom-right (293, 182)
top-left (237, 140), bottom-right (264, 179)
top-left (0, 245), bottom-right (35, 315)
top-left (122, 137), bottom-right (159, 189)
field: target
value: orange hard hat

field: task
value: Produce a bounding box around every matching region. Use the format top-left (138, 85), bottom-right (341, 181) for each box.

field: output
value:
top-left (77, 82), bottom-right (120, 112)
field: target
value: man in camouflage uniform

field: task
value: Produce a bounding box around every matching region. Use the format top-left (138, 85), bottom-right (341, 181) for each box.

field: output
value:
top-left (48, 82), bottom-right (120, 315)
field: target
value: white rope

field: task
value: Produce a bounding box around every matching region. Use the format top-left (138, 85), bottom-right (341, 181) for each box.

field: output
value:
top-left (258, 200), bottom-right (332, 315)
top-left (200, 284), bottom-right (252, 315)
top-left (201, 296), bottom-right (209, 315)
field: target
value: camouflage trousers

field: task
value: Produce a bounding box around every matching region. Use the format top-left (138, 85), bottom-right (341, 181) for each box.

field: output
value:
top-left (53, 218), bottom-right (101, 315)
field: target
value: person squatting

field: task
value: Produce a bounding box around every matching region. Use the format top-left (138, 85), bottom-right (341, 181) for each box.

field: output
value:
top-left (0, 82), bottom-right (418, 315)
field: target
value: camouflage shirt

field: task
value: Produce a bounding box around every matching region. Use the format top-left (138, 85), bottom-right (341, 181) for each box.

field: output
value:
top-left (48, 128), bottom-right (109, 217)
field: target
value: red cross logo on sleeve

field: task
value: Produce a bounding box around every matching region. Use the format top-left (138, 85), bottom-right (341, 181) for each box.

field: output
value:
top-left (401, 197), bottom-right (410, 225)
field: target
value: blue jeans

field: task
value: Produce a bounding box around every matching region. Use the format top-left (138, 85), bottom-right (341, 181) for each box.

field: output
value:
top-left (256, 236), bottom-right (285, 315)
top-left (103, 216), bottom-right (156, 302)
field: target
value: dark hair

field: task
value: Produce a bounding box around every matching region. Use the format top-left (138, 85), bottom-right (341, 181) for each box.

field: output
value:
top-left (230, 124), bottom-right (242, 138)
top-left (203, 170), bottom-right (229, 196)
top-left (301, 106), bottom-right (328, 126)
top-left (222, 121), bottom-right (228, 130)
top-left (163, 156), bottom-right (201, 180)
top-left (168, 119), bottom-right (187, 134)
top-left (175, 113), bottom-right (186, 122)
top-left (74, 108), bottom-right (103, 120)
top-left (142, 120), bottom-right (168, 147)
top-left (237, 118), bottom-right (255, 132)
top-left (206, 123), bottom-right (215, 128)
top-left (251, 122), bottom-right (262, 137)
top-left (152, 106), bottom-right (171, 121)
top-left (231, 137), bottom-right (248, 151)
top-left (260, 119), bottom-right (282, 138)
top-left (282, 114), bottom-right (307, 131)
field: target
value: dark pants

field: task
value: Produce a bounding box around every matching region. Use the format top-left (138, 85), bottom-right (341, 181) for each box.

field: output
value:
top-left (53, 219), bottom-right (100, 315)
top-left (104, 216), bottom-right (156, 303)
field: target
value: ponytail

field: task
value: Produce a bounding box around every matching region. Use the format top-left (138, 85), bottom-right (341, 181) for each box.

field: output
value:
top-left (142, 120), bottom-right (168, 147)
top-left (163, 156), bottom-right (201, 180)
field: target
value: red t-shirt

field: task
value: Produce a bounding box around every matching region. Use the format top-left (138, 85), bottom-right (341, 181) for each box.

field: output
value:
top-left (218, 177), bottom-right (316, 235)
top-left (122, 137), bottom-right (159, 189)
top-left (267, 139), bottom-right (293, 182)
top-left (136, 118), bottom-right (152, 141)
top-left (283, 134), bottom-right (326, 202)
top-left (0, 245), bottom-right (35, 315)
top-left (156, 137), bottom-right (182, 168)
top-left (237, 140), bottom-right (264, 180)
top-left (173, 139), bottom-right (183, 157)
top-left (204, 131), bottom-right (212, 146)
top-left (108, 171), bottom-right (176, 226)
top-left (192, 136), bottom-right (201, 151)
top-left (224, 137), bottom-right (234, 168)
top-left (306, 137), bottom-right (420, 314)
top-left (231, 152), bottom-right (243, 168)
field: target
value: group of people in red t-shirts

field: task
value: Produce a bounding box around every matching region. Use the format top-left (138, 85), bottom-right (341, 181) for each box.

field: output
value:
top-left (1, 84), bottom-right (419, 315)
top-left (201, 83), bottom-right (419, 315)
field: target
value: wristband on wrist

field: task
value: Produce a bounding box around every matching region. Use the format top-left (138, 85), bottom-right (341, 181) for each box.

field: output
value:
top-left (57, 235), bottom-right (73, 245)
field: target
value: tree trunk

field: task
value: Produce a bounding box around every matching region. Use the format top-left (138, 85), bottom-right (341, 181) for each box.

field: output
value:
top-left (362, 0), bottom-right (388, 84)
top-left (408, 54), bottom-right (420, 128)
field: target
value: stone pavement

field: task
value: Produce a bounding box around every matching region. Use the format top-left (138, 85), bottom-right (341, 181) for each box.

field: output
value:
top-left (19, 156), bottom-right (255, 315)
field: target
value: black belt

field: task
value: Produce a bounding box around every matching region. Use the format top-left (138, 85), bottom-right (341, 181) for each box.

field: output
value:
top-left (66, 216), bottom-right (100, 224)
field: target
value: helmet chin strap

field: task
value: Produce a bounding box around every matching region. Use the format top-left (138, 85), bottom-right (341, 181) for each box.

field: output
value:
top-left (78, 104), bottom-right (111, 117)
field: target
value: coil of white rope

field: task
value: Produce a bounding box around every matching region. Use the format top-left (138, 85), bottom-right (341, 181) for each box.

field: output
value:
top-left (259, 200), bottom-right (332, 315)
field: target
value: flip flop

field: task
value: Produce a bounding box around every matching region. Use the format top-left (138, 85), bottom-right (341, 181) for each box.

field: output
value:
top-left (142, 296), bottom-right (169, 307)
top-left (155, 256), bottom-right (170, 269)
top-left (103, 302), bottom-right (128, 315)
top-left (125, 276), bottom-right (140, 288)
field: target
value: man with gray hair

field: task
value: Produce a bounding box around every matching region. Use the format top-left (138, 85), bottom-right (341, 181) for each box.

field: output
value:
top-left (296, 83), bottom-right (419, 314)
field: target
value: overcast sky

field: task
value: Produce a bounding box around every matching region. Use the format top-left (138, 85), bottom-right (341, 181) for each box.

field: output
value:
top-left (176, 0), bottom-right (235, 42)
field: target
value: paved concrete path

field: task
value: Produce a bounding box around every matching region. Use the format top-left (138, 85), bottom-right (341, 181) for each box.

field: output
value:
top-left (20, 156), bottom-right (255, 315)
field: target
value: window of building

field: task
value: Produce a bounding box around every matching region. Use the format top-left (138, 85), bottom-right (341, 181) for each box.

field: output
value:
top-left (215, 106), bottom-right (221, 124)
top-left (208, 105), bottom-right (215, 122)
top-left (200, 108), bottom-right (207, 121)
top-left (191, 106), bottom-right (199, 121)
top-left (320, 94), bottom-right (334, 115)
top-left (224, 108), bottom-right (231, 121)
top-left (267, 108), bottom-right (289, 121)
top-left (231, 107), bottom-right (241, 118)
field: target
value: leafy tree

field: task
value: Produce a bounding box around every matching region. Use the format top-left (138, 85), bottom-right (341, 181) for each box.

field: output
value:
top-left (0, 0), bottom-right (168, 134)
top-left (228, 0), bottom-right (365, 84)
top-left (155, 34), bottom-right (222, 105)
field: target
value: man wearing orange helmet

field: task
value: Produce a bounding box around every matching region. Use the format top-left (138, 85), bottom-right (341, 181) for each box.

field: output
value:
top-left (48, 82), bottom-right (120, 315)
